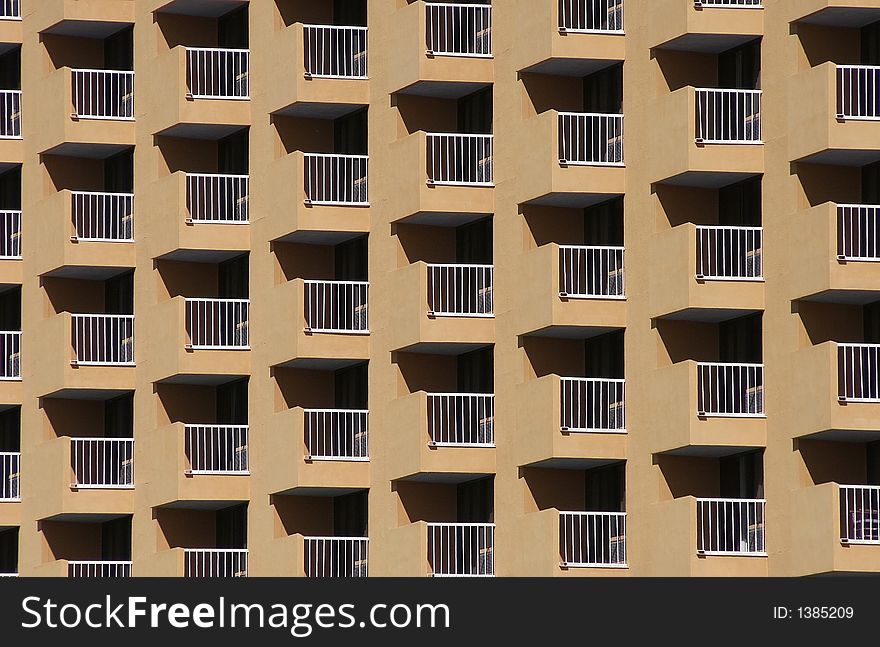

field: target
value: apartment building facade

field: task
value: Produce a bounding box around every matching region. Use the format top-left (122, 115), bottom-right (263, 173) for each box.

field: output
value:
top-left (0, 0), bottom-right (878, 578)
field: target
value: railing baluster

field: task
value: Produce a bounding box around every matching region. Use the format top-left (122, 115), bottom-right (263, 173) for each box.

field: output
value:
top-left (697, 498), bottom-right (765, 555)
top-left (305, 409), bottom-right (369, 460)
top-left (427, 393), bottom-right (495, 447)
top-left (304, 537), bottom-right (369, 577)
top-left (426, 134), bottom-right (494, 186)
top-left (426, 264), bottom-right (493, 316)
top-left (71, 70), bottom-right (134, 120)
top-left (303, 154), bottom-right (369, 206)
top-left (184, 549), bottom-right (248, 578)
top-left (186, 48), bottom-right (250, 100)
top-left (185, 424), bottom-right (249, 475)
top-left (695, 226), bottom-right (763, 280)
top-left (695, 89), bottom-right (762, 143)
top-left (559, 511), bottom-right (627, 567)
top-left (558, 112), bottom-right (625, 165)
top-left (70, 438), bottom-right (133, 489)
top-left (427, 523), bottom-right (494, 577)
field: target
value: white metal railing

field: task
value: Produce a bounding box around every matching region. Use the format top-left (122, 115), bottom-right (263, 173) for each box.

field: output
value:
top-left (304, 409), bottom-right (369, 461)
top-left (427, 393), bottom-right (495, 446)
top-left (838, 343), bottom-right (880, 402)
top-left (185, 424), bottom-right (249, 475)
top-left (70, 438), bottom-right (134, 489)
top-left (303, 154), bottom-right (369, 206)
top-left (304, 280), bottom-right (369, 334)
top-left (838, 204), bottom-right (880, 260)
top-left (558, 113), bottom-right (624, 166)
top-left (559, 245), bottom-right (625, 298)
top-left (0, 331), bottom-right (19, 380)
top-left (304, 537), bottom-right (369, 577)
top-left (695, 226), bottom-right (763, 280)
top-left (426, 3), bottom-right (492, 57)
top-left (426, 133), bottom-right (493, 186)
top-left (186, 298), bottom-right (250, 349)
top-left (0, 90), bottom-right (20, 138)
top-left (559, 511), bottom-right (627, 567)
top-left (71, 314), bottom-right (134, 366)
top-left (427, 523), bottom-right (495, 577)
top-left (696, 498), bottom-right (766, 556)
top-left (303, 25), bottom-right (368, 79)
top-left (184, 549), bottom-right (248, 577)
top-left (186, 173), bottom-right (249, 223)
top-left (0, 1), bottom-right (19, 19)
top-left (71, 69), bottom-right (134, 120)
top-left (695, 0), bottom-right (762, 7)
top-left (697, 362), bottom-right (764, 416)
top-left (840, 485), bottom-right (880, 544)
top-left (186, 48), bottom-right (249, 100)
top-left (559, 0), bottom-right (624, 33)
top-left (695, 88), bottom-right (762, 143)
top-left (560, 377), bottom-right (626, 432)
top-left (0, 573), bottom-right (16, 577)
top-left (68, 561), bottom-right (132, 578)
top-left (427, 263), bottom-right (493, 317)
top-left (838, 65), bottom-right (880, 119)
top-left (0, 210), bottom-right (20, 258)
top-left (0, 452), bottom-right (19, 501)
top-left (71, 192), bottom-right (134, 242)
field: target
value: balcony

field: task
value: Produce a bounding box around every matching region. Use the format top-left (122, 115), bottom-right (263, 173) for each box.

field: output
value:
top-left (391, 132), bottom-right (493, 224)
top-left (511, 508), bottom-right (628, 576)
top-left (391, 1), bottom-right (493, 97)
top-left (268, 24), bottom-right (368, 117)
top-left (788, 62), bottom-right (880, 165)
top-left (31, 313), bottom-right (133, 398)
top-left (0, 330), bottom-right (19, 405)
top-left (515, 374), bottom-right (627, 468)
top-left (268, 279), bottom-right (369, 369)
top-left (29, 436), bottom-right (133, 521)
top-left (650, 0), bottom-right (763, 52)
top-left (791, 203), bottom-right (880, 303)
top-left (147, 46), bottom-right (250, 138)
top-left (428, 522), bottom-right (494, 577)
top-left (391, 262), bottom-right (494, 352)
top-left (518, 243), bottom-right (626, 337)
top-left (518, 110), bottom-right (625, 207)
top-left (650, 360), bottom-right (766, 455)
top-left (791, 342), bottom-right (880, 440)
top-left (651, 224), bottom-right (764, 320)
top-left (185, 548), bottom-right (248, 578)
top-left (263, 152), bottom-right (370, 244)
top-left (263, 407), bottom-right (369, 496)
top-left (517, 1), bottom-right (625, 76)
top-left (0, 91), bottom-right (20, 164)
top-left (145, 172), bottom-right (249, 262)
top-left (388, 391), bottom-right (496, 482)
top-left (792, 483), bottom-right (880, 575)
top-left (68, 561), bottom-right (131, 578)
top-left (647, 496), bottom-right (767, 575)
top-left (31, 68), bottom-right (135, 157)
top-left (259, 533), bottom-right (366, 577)
top-left (142, 422), bottom-right (249, 508)
top-left (147, 297), bottom-right (250, 384)
top-left (651, 87), bottom-right (763, 186)
top-left (32, 191), bottom-right (134, 278)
